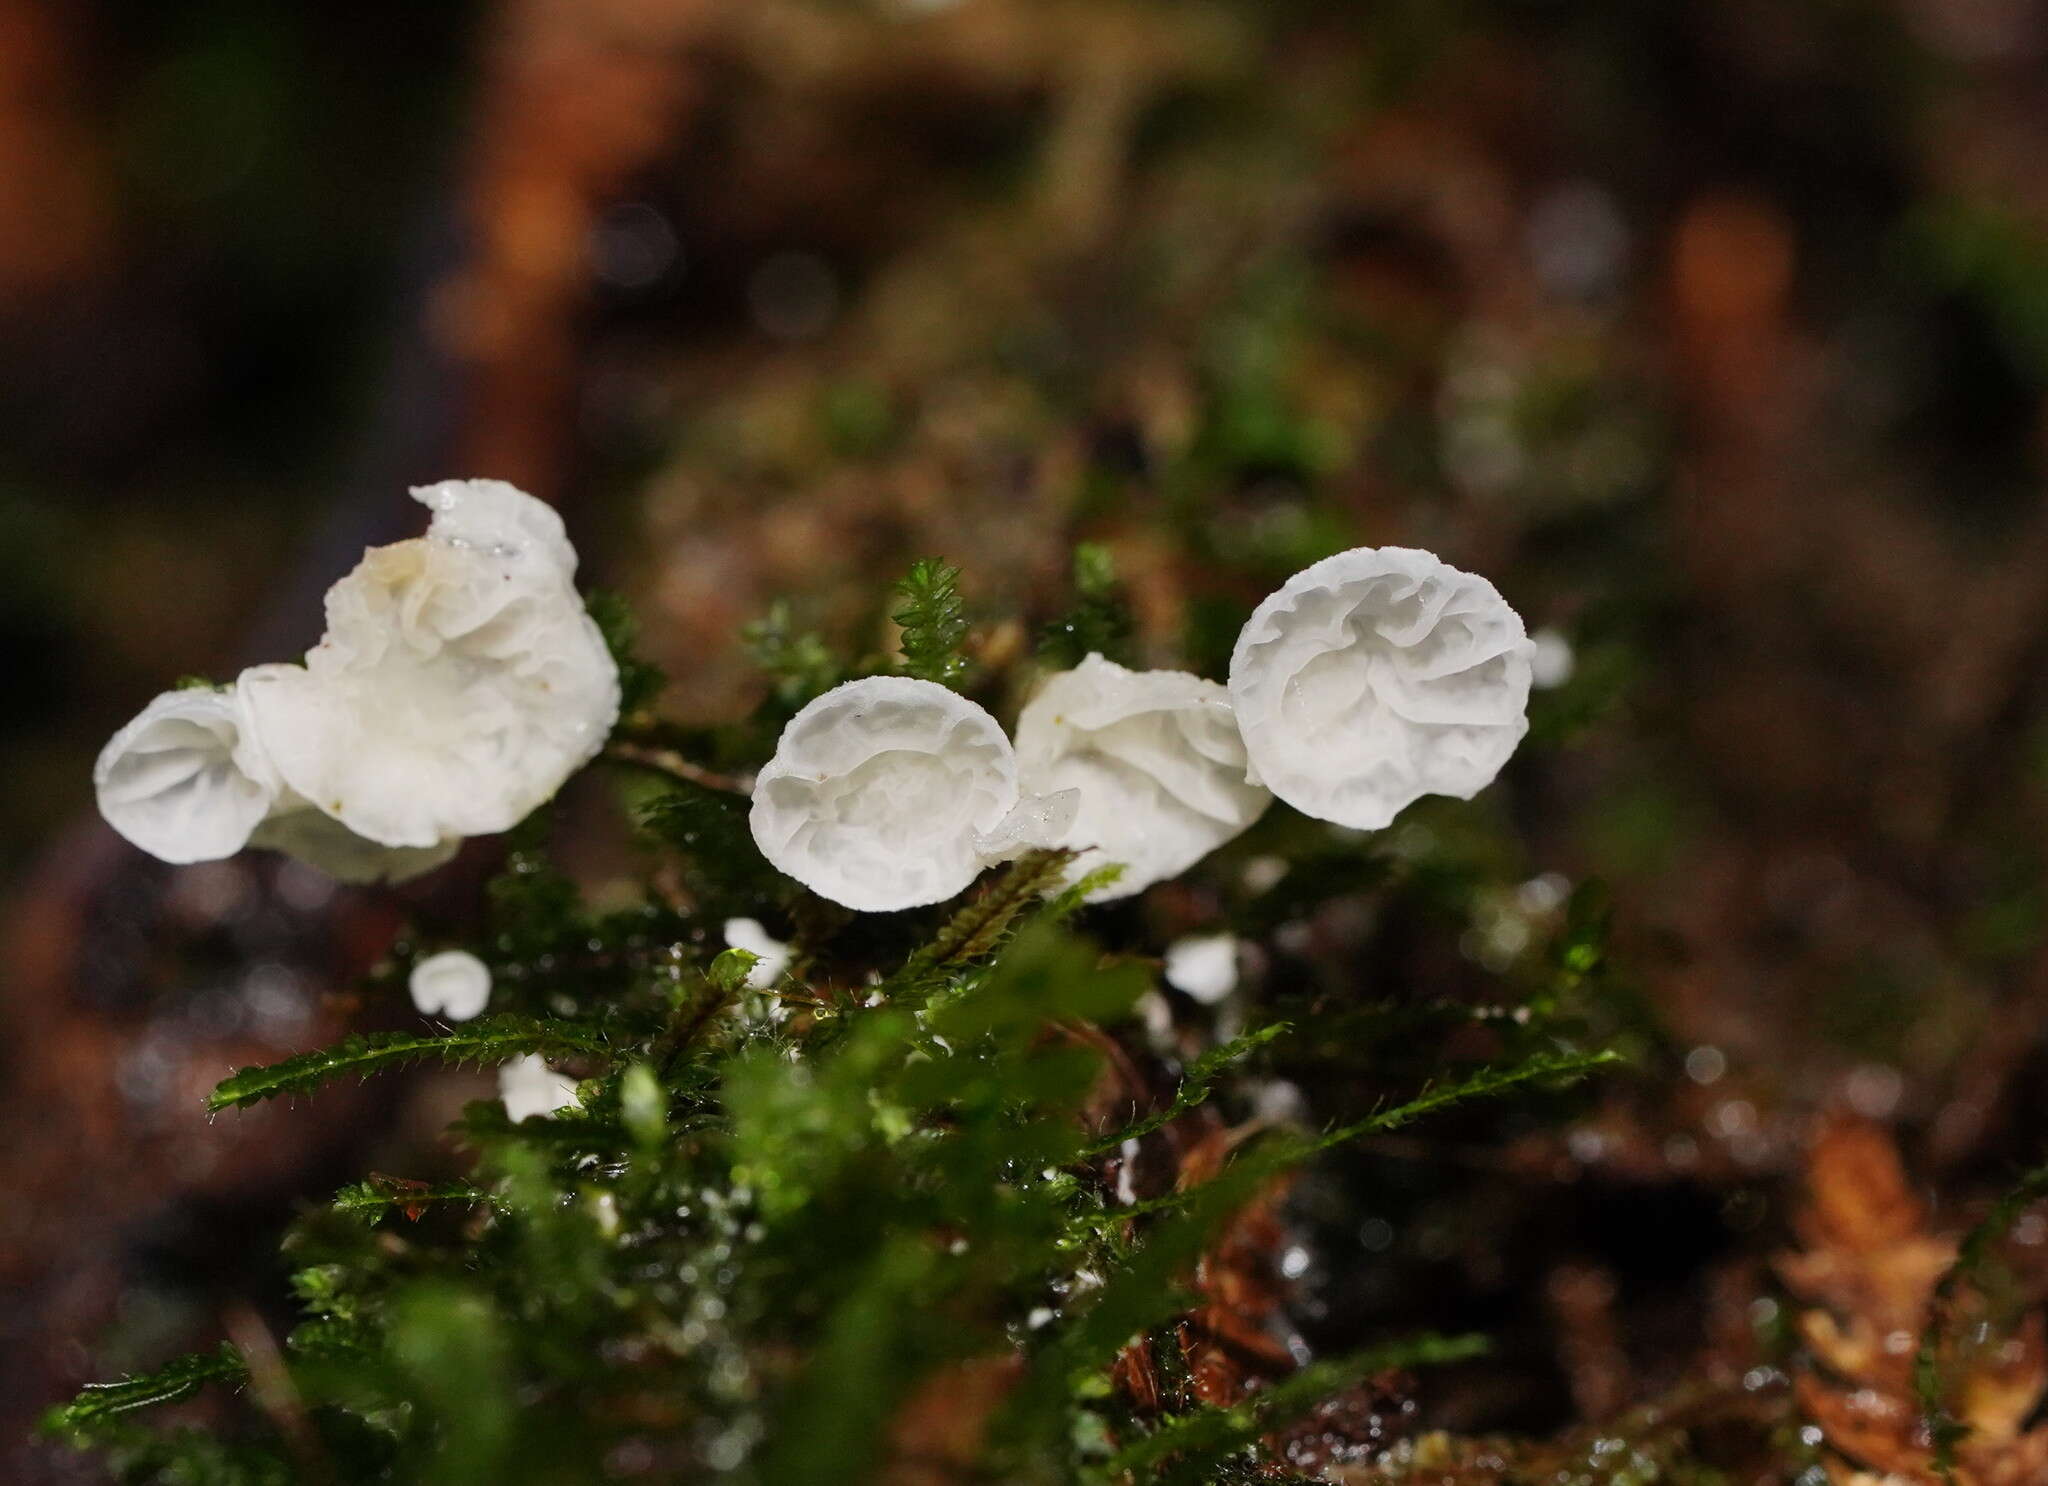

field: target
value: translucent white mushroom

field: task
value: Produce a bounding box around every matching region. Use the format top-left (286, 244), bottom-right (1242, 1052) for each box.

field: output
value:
top-left (750, 676), bottom-right (1065, 912)
top-left (499, 1053), bottom-right (580, 1122)
top-left (1014, 654), bottom-right (1269, 901)
top-left (967, 786), bottom-right (1080, 865)
top-left (723, 918), bottom-right (792, 989)
top-left (94, 687), bottom-right (277, 864)
top-left (409, 949), bottom-right (493, 1022)
top-left (1229, 547), bottom-right (1533, 830)
top-left (1164, 933), bottom-right (1239, 1004)
top-left (236, 482), bottom-right (621, 850)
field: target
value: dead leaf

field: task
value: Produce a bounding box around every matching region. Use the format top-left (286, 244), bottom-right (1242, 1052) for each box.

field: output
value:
top-left (1781, 1115), bottom-right (2048, 1484)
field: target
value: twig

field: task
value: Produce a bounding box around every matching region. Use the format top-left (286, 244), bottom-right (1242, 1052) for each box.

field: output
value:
top-left (603, 739), bottom-right (754, 796)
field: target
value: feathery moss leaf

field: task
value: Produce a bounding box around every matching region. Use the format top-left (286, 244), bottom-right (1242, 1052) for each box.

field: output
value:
top-left (1039, 541), bottom-right (1135, 668)
top-left (634, 779), bottom-right (784, 917)
top-left (333, 1178), bottom-right (504, 1226)
top-left (891, 556), bottom-right (972, 686)
top-left (1080, 1020), bottom-right (1292, 1159)
top-left (908, 848), bottom-right (1079, 973)
top-left (42, 1345), bottom-right (247, 1435)
top-left (743, 599), bottom-right (845, 713)
top-left (207, 1017), bottom-right (609, 1112)
top-left (1307, 1046), bottom-right (1624, 1152)
top-left (1073, 1046), bottom-right (1623, 1233)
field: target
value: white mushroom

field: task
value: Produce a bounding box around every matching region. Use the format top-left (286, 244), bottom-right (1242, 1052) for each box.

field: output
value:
top-left (408, 476), bottom-right (579, 580)
top-left (236, 482), bottom-right (621, 851)
top-left (95, 482), bottom-right (617, 884)
top-left (408, 949), bottom-right (493, 1022)
top-left (1014, 654), bottom-right (1269, 900)
top-left (1229, 547), bottom-right (1533, 830)
top-left (93, 687), bottom-right (277, 864)
top-left (1163, 933), bottom-right (1240, 1004)
top-left (1529, 626), bottom-right (1574, 689)
top-left (498, 1053), bottom-right (580, 1122)
top-left (723, 917), bottom-right (793, 989)
top-left (95, 682), bottom-right (463, 883)
top-left (749, 676), bottom-right (1062, 912)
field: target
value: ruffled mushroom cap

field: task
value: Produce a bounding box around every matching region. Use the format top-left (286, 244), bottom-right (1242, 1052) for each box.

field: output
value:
top-left (750, 676), bottom-right (1035, 912)
top-left (409, 949), bottom-right (493, 1022)
top-left (1229, 547), bottom-right (1533, 830)
top-left (967, 786), bottom-right (1080, 865)
top-left (236, 483), bottom-right (621, 850)
top-left (1014, 654), bottom-right (1269, 901)
top-left (410, 477), bottom-right (579, 580)
top-left (94, 688), bottom-right (276, 864)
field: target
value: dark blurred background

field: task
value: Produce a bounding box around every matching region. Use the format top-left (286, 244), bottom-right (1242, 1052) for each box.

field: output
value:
top-left (11, 0), bottom-right (2048, 1477)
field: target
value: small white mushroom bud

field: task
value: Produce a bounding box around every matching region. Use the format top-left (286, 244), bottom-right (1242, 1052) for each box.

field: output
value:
top-left (94, 687), bottom-right (277, 864)
top-left (408, 950), bottom-right (493, 1022)
top-left (235, 482), bottom-right (621, 851)
top-left (1014, 654), bottom-right (1269, 900)
top-left (498, 1053), bottom-right (580, 1122)
top-left (750, 676), bottom-right (1052, 912)
top-left (1164, 933), bottom-right (1240, 1004)
top-left (1229, 547), bottom-right (1533, 830)
top-left (722, 918), bottom-right (793, 989)
top-left (1529, 626), bottom-right (1574, 689)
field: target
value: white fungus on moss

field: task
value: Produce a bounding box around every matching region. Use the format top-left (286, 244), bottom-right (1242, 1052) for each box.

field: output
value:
top-left (236, 481), bottom-right (621, 852)
top-left (499, 1053), bottom-right (580, 1122)
top-left (1014, 653), bottom-right (1268, 901)
top-left (750, 676), bottom-right (1070, 912)
top-left (93, 687), bottom-right (277, 865)
top-left (1228, 546), bottom-right (1534, 831)
top-left (408, 950), bottom-right (493, 1022)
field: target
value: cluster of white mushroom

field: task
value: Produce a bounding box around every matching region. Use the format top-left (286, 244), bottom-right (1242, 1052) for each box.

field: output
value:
top-left (97, 509), bottom-right (1530, 922)
top-left (751, 546), bottom-right (1534, 911)
top-left (94, 481), bottom-right (622, 884)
